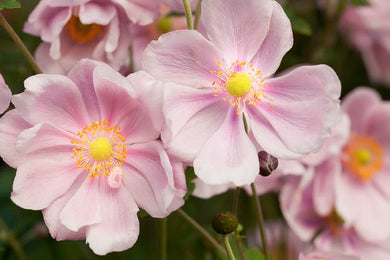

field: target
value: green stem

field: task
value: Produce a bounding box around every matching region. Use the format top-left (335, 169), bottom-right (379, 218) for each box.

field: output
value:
top-left (157, 218), bottom-right (167, 260)
top-left (0, 218), bottom-right (25, 259)
top-left (193, 0), bottom-right (202, 30)
top-left (182, 0), bottom-right (194, 30)
top-left (0, 12), bottom-right (42, 74)
top-left (176, 209), bottom-right (226, 255)
top-left (222, 235), bottom-right (236, 260)
top-left (251, 183), bottom-right (270, 260)
top-left (232, 188), bottom-right (248, 260)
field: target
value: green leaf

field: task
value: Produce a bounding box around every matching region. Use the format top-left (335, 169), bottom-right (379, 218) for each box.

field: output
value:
top-left (184, 166), bottom-right (196, 200)
top-left (0, 0), bottom-right (21, 10)
top-left (351, 0), bottom-right (369, 6)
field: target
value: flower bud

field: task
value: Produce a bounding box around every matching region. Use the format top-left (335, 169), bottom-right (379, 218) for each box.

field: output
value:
top-left (212, 211), bottom-right (239, 235)
top-left (258, 151), bottom-right (278, 176)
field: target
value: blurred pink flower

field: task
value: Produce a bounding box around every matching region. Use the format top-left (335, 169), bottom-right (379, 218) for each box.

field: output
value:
top-left (0, 74), bottom-right (11, 114)
top-left (341, 0), bottom-right (390, 86)
top-left (25, 0), bottom-right (162, 74)
top-left (0, 59), bottom-right (185, 255)
top-left (143, 0), bottom-right (341, 186)
top-left (281, 174), bottom-right (390, 259)
top-left (281, 87), bottom-right (390, 258)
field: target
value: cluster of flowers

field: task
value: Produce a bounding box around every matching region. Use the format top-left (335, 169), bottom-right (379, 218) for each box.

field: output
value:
top-left (0, 0), bottom-right (389, 258)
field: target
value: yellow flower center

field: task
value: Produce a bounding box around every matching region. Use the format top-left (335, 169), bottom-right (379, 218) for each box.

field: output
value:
top-left (342, 133), bottom-right (383, 181)
top-left (89, 137), bottom-right (113, 161)
top-left (71, 120), bottom-right (127, 178)
top-left (157, 17), bottom-right (172, 33)
top-left (210, 60), bottom-right (271, 114)
top-left (226, 72), bottom-right (252, 97)
top-left (65, 15), bottom-right (102, 43)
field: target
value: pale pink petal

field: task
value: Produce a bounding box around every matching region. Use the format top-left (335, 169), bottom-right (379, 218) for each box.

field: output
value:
top-left (79, 2), bottom-right (116, 25)
top-left (86, 177), bottom-right (139, 255)
top-left (247, 106), bottom-right (303, 159)
top-left (335, 172), bottom-right (390, 242)
top-left (43, 175), bottom-right (86, 241)
top-left (127, 71), bottom-right (164, 132)
top-left (162, 84), bottom-right (228, 162)
top-left (114, 0), bottom-right (161, 25)
top-left (341, 87), bottom-right (381, 133)
top-left (194, 108), bottom-right (259, 186)
top-left (202, 0), bottom-right (273, 63)
top-left (66, 59), bottom-right (101, 121)
top-left (249, 65), bottom-right (341, 157)
top-left (15, 122), bottom-right (74, 154)
top-left (123, 141), bottom-right (184, 217)
top-left (249, 1), bottom-right (293, 77)
top-left (312, 159), bottom-right (340, 217)
top-left (92, 65), bottom-right (158, 142)
top-left (264, 65), bottom-right (341, 103)
top-left (12, 74), bottom-right (90, 131)
top-left (60, 177), bottom-right (101, 232)
top-left (35, 43), bottom-right (69, 75)
top-left (0, 74), bottom-right (11, 114)
top-left (0, 110), bottom-right (31, 168)
top-left (142, 30), bottom-right (222, 87)
top-left (11, 150), bottom-right (82, 210)
top-left (192, 178), bottom-right (234, 199)
top-left (373, 162), bottom-right (390, 199)
top-left (361, 103), bottom-right (390, 149)
top-left (280, 178), bottom-right (323, 241)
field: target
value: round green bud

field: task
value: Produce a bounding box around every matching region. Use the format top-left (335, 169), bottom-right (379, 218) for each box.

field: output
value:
top-left (212, 211), bottom-right (239, 235)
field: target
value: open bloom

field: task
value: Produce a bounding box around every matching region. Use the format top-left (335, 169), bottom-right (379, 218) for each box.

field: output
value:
top-left (0, 59), bottom-right (185, 255)
top-left (25, 0), bottom-right (162, 74)
top-left (143, 0), bottom-right (341, 185)
top-left (341, 0), bottom-right (390, 86)
top-left (0, 74), bottom-right (11, 114)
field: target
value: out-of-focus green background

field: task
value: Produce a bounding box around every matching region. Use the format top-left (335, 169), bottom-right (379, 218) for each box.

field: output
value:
top-left (0, 0), bottom-right (389, 259)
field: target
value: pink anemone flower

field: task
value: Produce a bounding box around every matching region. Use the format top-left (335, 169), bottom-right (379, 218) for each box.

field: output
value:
top-left (0, 74), bottom-right (11, 114)
top-left (0, 59), bottom-right (186, 255)
top-left (142, 0), bottom-right (341, 186)
top-left (25, 0), bottom-right (162, 74)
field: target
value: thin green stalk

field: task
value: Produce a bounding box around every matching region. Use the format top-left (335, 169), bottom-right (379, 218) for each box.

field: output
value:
top-left (0, 218), bottom-right (25, 259)
top-left (251, 183), bottom-right (270, 260)
top-left (193, 0), bottom-right (202, 30)
top-left (157, 218), bottom-right (167, 260)
top-left (176, 209), bottom-right (226, 255)
top-left (0, 12), bottom-right (42, 74)
top-left (232, 188), bottom-right (248, 260)
top-left (222, 235), bottom-right (236, 260)
top-left (182, 0), bottom-right (193, 30)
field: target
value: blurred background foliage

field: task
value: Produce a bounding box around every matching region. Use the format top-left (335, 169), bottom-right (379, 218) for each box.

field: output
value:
top-left (0, 0), bottom-right (389, 259)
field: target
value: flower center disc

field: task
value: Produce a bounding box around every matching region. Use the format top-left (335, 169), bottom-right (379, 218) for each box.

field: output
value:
top-left (89, 137), bottom-right (112, 161)
top-left (65, 15), bottom-right (102, 43)
top-left (342, 134), bottom-right (383, 181)
top-left (226, 72), bottom-right (252, 97)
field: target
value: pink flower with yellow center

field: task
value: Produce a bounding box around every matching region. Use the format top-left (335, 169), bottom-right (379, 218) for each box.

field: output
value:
top-left (0, 59), bottom-right (186, 255)
top-left (24, 0), bottom-right (162, 74)
top-left (142, 0), bottom-right (341, 185)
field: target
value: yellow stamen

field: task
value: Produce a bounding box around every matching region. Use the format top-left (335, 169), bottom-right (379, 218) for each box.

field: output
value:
top-left (89, 137), bottom-right (112, 161)
top-left (65, 15), bottom-right (102, 43)
top-left (71, 120), bottom-right (127, 178)
top-left (226, 72), bottom-right (252, 97)
top-left (342, 134), bottom-right (383, 181)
